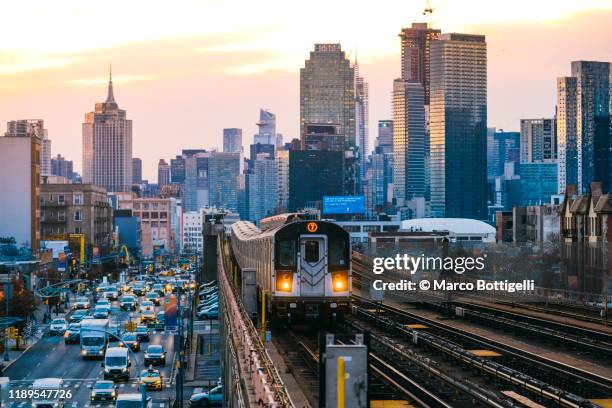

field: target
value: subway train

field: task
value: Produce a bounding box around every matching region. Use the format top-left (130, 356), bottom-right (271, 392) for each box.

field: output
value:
top-left (231, 214), bottom-right (351, 320)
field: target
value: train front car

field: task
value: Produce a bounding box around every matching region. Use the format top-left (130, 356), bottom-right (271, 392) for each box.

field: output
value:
top-left (273, 220), bottom-right (351, 320)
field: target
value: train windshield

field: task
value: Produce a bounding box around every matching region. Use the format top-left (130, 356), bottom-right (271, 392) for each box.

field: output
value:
top-left (304, 241), bottom-right (320, 263)
top-left (329, 240), bottom-right (347, 267)
top-left (278, 241), bottom-right (295, 267)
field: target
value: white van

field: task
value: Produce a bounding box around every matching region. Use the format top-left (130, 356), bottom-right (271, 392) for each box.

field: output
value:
top-left (115, 393), bottom-right (152, 408)
top-left (31, 378), bottom-right (64, 408)
top-left (102, 347), bottom-right (131, 381)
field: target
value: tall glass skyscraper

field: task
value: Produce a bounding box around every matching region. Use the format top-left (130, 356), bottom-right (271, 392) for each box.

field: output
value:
top-left (254, 110), bottom-right (277, 145)
top-left (82, 69), bottom-right (133, 192)
top-left (223, 128), bottom-right (242, 153)
top-left (399, 23), bottom-right (441, 105)
top-left (300, 44), bottom-right (355, 147)
top-left (392, 79), bottom-right (426, 204)
top-left (556, 76), bottom-right (578, 194)
top-left (430, 33), bottom-right (487, 220)
top-left (355, 61), bottom-right (369, 189)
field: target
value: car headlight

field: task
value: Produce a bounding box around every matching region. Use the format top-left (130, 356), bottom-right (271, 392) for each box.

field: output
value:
top-left (332, 271), bottom-right (349, 292)
top-left (99, 349), bottom-right (104, 355)
top-left (81, 350), bottom-right (87, 355)
top-left (275, 272), bottom-right (293, 292)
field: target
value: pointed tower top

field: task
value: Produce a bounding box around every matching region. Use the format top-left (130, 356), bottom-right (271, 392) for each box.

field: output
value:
top-left (106, 63), bottom-right (116, 104)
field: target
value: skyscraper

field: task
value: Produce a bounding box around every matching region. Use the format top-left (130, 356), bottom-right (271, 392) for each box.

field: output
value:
top-left (301, 124), bottom-right (345, 152)
top-left (83, 69), bottom-right (133, 192)
top-left (520, 119), bottom-right (557, 163)
top-left (170, 155), bottom-right (186, 184)
top-left (376, 120), bottom-right (393, 154)
top-left (183, 152), bottom-right (209, 211)
top-left (288, 150), bottom-right (344, 211)
top-left (355, 61), bottom-right (369, 187)
top-left (399, 22), bottom-right (441, 104)
top-left (557, 61), bottom-right (611, 193)
top-left (392, 79), bottom-right (426, 203)
top-left (487, 129), bottom-right (520, 179)
top-left (254, 109), bottom-right (277, 145)
top-left (556, 77), bottom-right (578, 194)
top-left (300, 44), bottom-right (355, 147)
top-left (245, 154), bottom-right (278, 222)
top-left (132, 158), bottom-right (142, 184)
top-left (276, 149), bottom-right (290, 212)
top-left (6, 119), bottom-right (51, 176)
top-left (223, 128), bottom-right (243, 153)
top-left (158, 159), bottom-right (170, 186)
top-left (208, 152), bottom-right (240, 211)
top-left (429, 33), bottom-right (487, 220)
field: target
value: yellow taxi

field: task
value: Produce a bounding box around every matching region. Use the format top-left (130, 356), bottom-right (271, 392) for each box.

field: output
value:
top-left (139, 366), bottom-right (163, 390)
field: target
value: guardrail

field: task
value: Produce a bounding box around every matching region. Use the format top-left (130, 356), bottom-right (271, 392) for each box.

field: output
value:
top-left (218, 238), bottom-right (294, 408)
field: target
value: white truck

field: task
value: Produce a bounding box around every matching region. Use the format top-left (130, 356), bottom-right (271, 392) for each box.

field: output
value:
top-left (31, 378), bottom-right (65, 408)
top-left (80, 318), bottom-right (109, 359)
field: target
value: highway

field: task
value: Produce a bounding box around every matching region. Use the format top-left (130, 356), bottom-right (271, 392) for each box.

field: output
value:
top-left (4, 291), bottom-right (184, 407)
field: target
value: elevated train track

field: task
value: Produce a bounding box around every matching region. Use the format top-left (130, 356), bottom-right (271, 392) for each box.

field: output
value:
top-left (352, 252), bottom-right (612, 358)
top-left (351, 295), bottom-right (612, 406)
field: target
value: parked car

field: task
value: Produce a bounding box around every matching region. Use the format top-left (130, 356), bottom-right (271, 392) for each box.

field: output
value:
top-left (197, 305), bottom-right (219, 320)
top-left (189, 385), bottom-right (223, 407)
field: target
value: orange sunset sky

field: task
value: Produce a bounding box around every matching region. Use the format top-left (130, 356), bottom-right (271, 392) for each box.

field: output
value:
top-left (1, 0), bottom-right (612, 181)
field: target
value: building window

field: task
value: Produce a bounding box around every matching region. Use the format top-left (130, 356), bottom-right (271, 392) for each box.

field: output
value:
top-left (58, 195), bottom-right (65, 204)
top-left (75, 227), bottom-right (82, 234)
top-left (58, 211), bottom-right (65, 222)
top-left (74, 193), bottom-right (83, 205)
top-left (74, 210), bottom-right (83, 221)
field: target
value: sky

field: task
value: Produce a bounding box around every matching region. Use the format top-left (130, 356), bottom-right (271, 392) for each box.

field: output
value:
top-left (1, 0), bottom-right (612, 181)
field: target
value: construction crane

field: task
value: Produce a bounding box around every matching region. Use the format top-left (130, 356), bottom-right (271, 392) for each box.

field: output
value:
top-left (423, 0), bottom-right (434, 28)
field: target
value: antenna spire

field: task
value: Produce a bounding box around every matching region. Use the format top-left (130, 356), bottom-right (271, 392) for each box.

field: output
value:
top-left (106, 63), bottom-right (116, 104)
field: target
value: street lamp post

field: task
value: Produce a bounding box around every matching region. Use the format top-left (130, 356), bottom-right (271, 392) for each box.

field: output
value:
top-left (4, 283), bottom-right (10, 362)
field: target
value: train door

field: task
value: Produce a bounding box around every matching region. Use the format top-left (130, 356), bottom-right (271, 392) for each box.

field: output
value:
top-left (299, 236), bottom-right (327, 297)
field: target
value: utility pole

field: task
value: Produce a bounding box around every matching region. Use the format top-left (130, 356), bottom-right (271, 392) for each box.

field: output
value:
top-left (176, 286), bottom-right (183, 407)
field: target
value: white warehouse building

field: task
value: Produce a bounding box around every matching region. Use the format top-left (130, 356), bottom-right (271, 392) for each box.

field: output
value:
top-left (401, 218), bottom-right (496, 243)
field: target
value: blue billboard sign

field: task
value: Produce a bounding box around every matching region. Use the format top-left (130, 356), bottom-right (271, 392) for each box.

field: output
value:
top-left (322, 196), bottom-right (366, 214)
top-left (164, 296), bottom-right (178, 330)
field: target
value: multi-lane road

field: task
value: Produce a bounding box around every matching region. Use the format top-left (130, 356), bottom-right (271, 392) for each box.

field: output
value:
top-left (4, 291), bottom-right (185, 408)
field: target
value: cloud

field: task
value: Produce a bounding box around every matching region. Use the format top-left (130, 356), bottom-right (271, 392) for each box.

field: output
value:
top-left (0, 53), bottom-right (80, 75)
top-left (67, 74), bottom-right (160, 87)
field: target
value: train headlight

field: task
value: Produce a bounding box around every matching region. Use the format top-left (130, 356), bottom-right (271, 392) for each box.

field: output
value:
top-left (332, 271), bottom-right (349, 292)
top-left (275, 272), bottom-right (293, 292)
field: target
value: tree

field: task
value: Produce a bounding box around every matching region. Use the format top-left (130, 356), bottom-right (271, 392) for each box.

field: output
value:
top-left (8, 276), bottom-right (36, 326)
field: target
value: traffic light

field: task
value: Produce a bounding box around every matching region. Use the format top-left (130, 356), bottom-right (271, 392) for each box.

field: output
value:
top-left (125, 322), bottom-right (137, 332)
top-left (5, 327), bottom-right (18, 339)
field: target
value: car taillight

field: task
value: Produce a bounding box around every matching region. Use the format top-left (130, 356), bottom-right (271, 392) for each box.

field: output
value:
top-left (275, 272), bottom-right (293, 292)
top-left (331, 271), bottom-right (349, 292)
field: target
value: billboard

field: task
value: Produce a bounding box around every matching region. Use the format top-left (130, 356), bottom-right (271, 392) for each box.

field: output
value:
top-left (322, 196), bottom-right (365, 214)
top-left (164, 296), bottom-right (178, 330)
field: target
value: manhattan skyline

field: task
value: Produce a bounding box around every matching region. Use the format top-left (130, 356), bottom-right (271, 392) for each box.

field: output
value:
top-left (1, 1), bottom-right (611, 180)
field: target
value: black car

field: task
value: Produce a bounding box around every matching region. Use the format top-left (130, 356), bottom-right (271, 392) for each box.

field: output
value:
top-left (135, 326), bottom-right (150, 342)
top-left (90, 380), bottom-right (118, 402)
top-left (64, 323), bottom-right (81, 344)
top-left (120, 296), bottom-right (137, 311)
top-left (144, 345), bottom-right (166, 366)
top-left (121, 333), bottom-right (140, 352)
